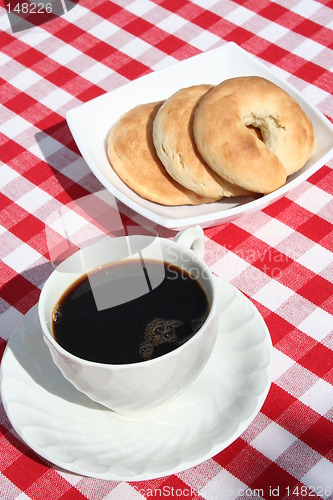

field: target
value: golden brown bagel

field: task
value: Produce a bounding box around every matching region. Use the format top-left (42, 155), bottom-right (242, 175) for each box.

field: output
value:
top-left (153, 85), bottom-right (250, 199)
top-left (107, 102), bottom-right (216, 206)
top-left (193, 76), bottom-right (315, 194)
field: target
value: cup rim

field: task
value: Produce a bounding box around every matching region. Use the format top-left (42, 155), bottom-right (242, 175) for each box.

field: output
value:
top-left (39, 235), bottom-right (218, 369)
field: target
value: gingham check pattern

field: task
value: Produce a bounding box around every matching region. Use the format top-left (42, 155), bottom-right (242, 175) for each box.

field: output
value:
top-left (1, 0), bottom-right (332, 498)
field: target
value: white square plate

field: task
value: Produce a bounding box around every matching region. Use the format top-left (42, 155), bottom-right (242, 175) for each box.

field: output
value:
top-left (66, 43), bottom-right (333, 231)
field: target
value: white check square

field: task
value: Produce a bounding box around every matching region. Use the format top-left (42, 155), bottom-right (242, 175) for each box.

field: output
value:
top-left (9, 68), bottom-right (41, 91)
top-left (297, 245), bottom-right (332, 274)
top-left (125, 0), bottom-right (154, 17)
top-left (300, 379), bottom-right (333, 416)
top-left (302, 458), bottom-right (333, 500)
top-left (224, 5), bottom-right (255, 24)
top-left (251, 422), bottom-right (297, 461)
top-left (298, 307), bottom-right (333, 341)
top-left (296, 185), bottom-right (332, 214)
top-left (252, 280), bottom-right (294, 311)
top-left (103, 483), bottom-right (142, 499)
top-left (191, 0), bottom-right (218, 8)
top-left (272, 349), bottom-right (295, 382)
top-left (190, 31), bottom-right (221, 51)
top-left (255, 219), bottom-right (294, 247)
top-left (211, 252), bottom-right (249, 282)
top-left (40, 88), bottom-right (73, 111)
top-left (293, 39), bottom-right (324, 60)
top-left (3, 243), bottom-right (42, 274)
top-left (0, 115), bottom-right (30, 139)
top-left (81, 63), bottom-right (111, 85)
top-left (258, 22), bottom-right (289, 42)
top-left (0, 165), bottom-right (19, 189)
top-left (199, 469), bottom-right (246, 499)
top-left (51, 45), bottom-right (82, 64)
top-left (121, 38), bottom-right (151, 59)
top-left (16, 186), bottom-right (52, 213)
top-left (88, 19), bottom-right (119, 40)
top-left (292, 0), bottom-right (321, 17)
top-left (157, 13), bottom-right (188, 33)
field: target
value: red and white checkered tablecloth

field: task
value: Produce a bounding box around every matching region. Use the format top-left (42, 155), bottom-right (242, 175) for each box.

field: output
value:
top-left (1, 0), bottom-right (332, 498)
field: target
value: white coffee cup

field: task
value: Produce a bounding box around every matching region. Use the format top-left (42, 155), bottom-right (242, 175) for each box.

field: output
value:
top-left (38, 225), bottom-right (219, 418)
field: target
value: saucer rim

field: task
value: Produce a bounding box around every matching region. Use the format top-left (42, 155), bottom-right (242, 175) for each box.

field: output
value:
top-left (0, 277), bottom-right (273, 481)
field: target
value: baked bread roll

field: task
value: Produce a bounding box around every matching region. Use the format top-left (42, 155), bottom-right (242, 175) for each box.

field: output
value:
top-left (153, 85), bottom-right (249, 199)
top-left (107, 102), bottom-right (217, 206)
top-left (193, 76), bottom-right (314, 194)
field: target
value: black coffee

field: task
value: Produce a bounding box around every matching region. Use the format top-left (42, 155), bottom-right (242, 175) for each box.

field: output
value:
top-left (52, 259), bottom-right (210, 364)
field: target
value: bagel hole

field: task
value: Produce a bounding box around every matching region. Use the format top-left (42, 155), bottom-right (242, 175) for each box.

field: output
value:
top-left (247, 125), bottom-right (263, 142)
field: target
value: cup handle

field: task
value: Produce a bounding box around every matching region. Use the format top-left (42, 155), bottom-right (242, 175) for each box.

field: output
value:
top-left (173, 225), bottom-right (205, 260)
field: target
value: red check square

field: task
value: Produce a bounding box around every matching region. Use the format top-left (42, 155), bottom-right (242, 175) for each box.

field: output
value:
top-left (250, 462), bottom-right (299, 499)
top-left (3, 448), bottom-right (48, 490)
top-left (298, 215), bottom-right (332, 242)
top-left (265, 312), bottom-right (294, 344)
top-left (299, 343), bottom-right (333, 379)
top-left (298, 275), bottom-right (332, 307)
top-left (261, 384), bottom-right (297, 421)
top-left (300, 417), bottom-right (333, 457)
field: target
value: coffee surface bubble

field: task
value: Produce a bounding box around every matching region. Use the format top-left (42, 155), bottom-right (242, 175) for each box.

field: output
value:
top-left (139, 313), bottom-right (207, 360)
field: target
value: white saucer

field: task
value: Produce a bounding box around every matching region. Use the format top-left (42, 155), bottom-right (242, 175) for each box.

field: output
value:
top-left (0, 278), bottom-right (272, 481)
